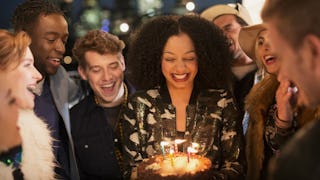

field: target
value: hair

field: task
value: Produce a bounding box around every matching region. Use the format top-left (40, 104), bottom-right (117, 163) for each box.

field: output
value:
top-left (254, 30), bottom-right (268, 74)
top-left (12, 0), bottom-right (64, 33)
top-left (72, 30), bottom-right (125, 68)
top-left (0, 30), bottom-right (31, 71)
top-left (261, 0), bottom-right (320, 49)
top-left (126, 14), bottom-right (233, 90)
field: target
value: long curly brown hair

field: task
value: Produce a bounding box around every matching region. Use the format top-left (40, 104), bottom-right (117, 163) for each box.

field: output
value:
top-left (126, 14), bottom-right (233, 91)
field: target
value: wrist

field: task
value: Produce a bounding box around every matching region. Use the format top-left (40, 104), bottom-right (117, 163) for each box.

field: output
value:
top-left (274, 109), bottom-right (292, 129)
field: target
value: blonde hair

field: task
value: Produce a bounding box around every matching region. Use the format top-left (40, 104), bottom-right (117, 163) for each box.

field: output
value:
top-left (0, 30), bottom-right (31, 70)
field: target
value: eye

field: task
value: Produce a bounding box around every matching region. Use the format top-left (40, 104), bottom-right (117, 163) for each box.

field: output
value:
top-left (184, 57), bottom-right (196, 61)
top-left (90, 67), bottom-right (101, 73)
top-left (45, 38), bottom-right (55, 44)
top-left (257, 38), bottom-right (264, 46)
top-left (164, 58), bottom-right (175, 62)
top-left (109, 62), bottom-right (120, 70)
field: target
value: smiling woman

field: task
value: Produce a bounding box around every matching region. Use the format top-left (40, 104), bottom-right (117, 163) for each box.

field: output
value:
top-left (122, 14), bottom-right (245, 179)
top-left (0, 29), bottom-right (55, 180)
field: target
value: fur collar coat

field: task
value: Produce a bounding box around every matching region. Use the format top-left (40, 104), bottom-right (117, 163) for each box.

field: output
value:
top-left (245, 74), bottom-right (319, 180)
top-left (0, 109), bottom-right (55, 180)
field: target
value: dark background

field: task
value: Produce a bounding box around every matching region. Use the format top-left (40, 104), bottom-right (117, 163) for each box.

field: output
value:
top-left (0, 0), bottom-right (239, 70)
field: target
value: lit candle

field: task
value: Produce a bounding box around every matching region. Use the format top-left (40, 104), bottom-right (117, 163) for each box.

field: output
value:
top-left (169, 147), bottom-right (174, 166)
top-left (160, 141), bottom-right (169, 157)
top-left (187, 146), bottom-right (191, 163)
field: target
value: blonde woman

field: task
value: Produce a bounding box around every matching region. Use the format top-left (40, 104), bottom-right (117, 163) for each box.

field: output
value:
top-left (239, 24), bottom-right (319, 180)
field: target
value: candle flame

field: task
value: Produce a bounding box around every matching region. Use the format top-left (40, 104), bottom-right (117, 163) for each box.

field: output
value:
top-left (160, 141), bottom-right (170, 146)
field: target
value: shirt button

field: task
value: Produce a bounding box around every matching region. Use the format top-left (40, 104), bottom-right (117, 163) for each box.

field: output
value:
top-left (114, 138), bottom-right (118, 142)
top-left (84, 145), bottom-right (88, 148)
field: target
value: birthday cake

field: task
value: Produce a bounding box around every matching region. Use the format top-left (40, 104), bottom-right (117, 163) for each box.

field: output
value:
top-left (137, 153), bottom-right (212, 180)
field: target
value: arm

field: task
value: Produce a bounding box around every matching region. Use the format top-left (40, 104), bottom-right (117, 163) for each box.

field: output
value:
top-left (216, 90), bottom-right (245, 179)
top-left (198, 90), bottom-right (245, 179)
top-left (122, 95), bottom-right (147, 178)
top-left (265, 79), bottom-right (297, 152)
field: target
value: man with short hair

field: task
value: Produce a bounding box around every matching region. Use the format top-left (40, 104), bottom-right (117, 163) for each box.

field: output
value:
top-left (261, 0), bottom-right (320, 179)
top-left (201, 3), bottom-right (262, 133)
top-left (71, 30), bottom-right (135, 179)
top-left (12, 0), bottom-right (80, 179)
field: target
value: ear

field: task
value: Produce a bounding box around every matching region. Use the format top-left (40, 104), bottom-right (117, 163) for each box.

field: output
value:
top-left (119, 54), bottom-right (126, 71)
top-left (78, 66), bottom-right (88, 80)
top-left (303, 35), bottom-right (320, 73)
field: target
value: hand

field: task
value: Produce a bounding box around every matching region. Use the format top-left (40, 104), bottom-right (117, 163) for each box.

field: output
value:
top-left (275, 79), bottom-right (294, 128)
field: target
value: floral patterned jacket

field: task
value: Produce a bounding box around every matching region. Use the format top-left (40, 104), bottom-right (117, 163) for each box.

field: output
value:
top-left (122, 86), bottom-right (245, 179)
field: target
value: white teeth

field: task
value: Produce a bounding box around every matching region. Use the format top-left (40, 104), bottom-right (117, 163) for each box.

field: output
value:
top-left (288, 86), bottom-right (299, 93)
top-left (264, 55), bottom-right (274, 61)
top-left (102, 83), bottom-right (113, 88)
top-left (51, 58), bottom-right (61, 62)
top-left (173, 74), bottom-right (187, 80)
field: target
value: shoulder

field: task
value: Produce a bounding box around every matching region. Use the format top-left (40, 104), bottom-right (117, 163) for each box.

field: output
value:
top-left (271, 120), bottom-right (320, 179)
top-left (18, 109), bottom-right (55, 179)
top-left (129, 88), bottom-right (160, 101)
top-left (70, 95), bottom-right (95, 123)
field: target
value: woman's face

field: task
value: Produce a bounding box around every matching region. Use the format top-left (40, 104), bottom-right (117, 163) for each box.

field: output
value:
top-left (0, 71), bottom-right (21, 152)
top-left (161, 33), bottom-right (198, 90)
top-left (9, 47), bottom-right (42, 109)
top-left (256, 30), bottom-right (280, 75)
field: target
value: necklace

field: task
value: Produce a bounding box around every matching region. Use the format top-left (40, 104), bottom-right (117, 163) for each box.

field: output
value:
top-left (0, 145), bottom-right (22, 168)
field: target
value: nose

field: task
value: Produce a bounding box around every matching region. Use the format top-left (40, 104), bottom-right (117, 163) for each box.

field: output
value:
top-left (55, 39), bottom-right (66, 54)
top-left (102, 69), bottom-right (113, 81)
top-left (264, 41), bottom-right (271, 51)
top-left (33, 66), bottom-right (42, 81)
top-left (175, 59), bottom-right (186, 70)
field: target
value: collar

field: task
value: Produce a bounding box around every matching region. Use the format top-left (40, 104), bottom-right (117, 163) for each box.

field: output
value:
top-left (158, 84), bottom-right (199, 105)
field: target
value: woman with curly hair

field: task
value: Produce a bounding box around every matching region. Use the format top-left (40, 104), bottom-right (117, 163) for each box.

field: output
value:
top-left (122, 15), bottom-right (245, 179)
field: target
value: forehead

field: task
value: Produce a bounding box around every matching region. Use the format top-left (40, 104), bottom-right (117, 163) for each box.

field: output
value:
top-left (257, 30), bottom-right (268, 39)
top-left (163, 33), bottom-right (195, 52)
top-left (33, 14), bottom-right (68, 36)
top-left (213, 14), bottom-right (238, 27)
top-left (84, 51), bottom-right (121, 65)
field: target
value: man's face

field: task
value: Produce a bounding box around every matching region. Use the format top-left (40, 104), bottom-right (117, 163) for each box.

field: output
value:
top-left (213, 14), bottom-right (243, 59)
top-left (29, 14), bottom-right (68, 76)
top-left (267, 21), bottom-right (320, 107)
top-left (79, 51), bottom-right (125, 106)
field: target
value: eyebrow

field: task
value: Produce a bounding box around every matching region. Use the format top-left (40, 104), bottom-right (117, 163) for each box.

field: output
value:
top-left (163, 50), bottom-right (196, 54)
top-left (44, 31), bottom-right (69, 37)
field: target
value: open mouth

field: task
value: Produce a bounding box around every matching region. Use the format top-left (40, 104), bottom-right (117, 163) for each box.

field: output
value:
top-left (171, 73), bottom-right (189, 82)
top-left (27, 86), bottom-right (36, 94)
top-left (49, 58), bottom-right (61, 66)
top-left (101, 83), bottom-right (115, 94)
top-left (264, 55), bottom-right (276, 65)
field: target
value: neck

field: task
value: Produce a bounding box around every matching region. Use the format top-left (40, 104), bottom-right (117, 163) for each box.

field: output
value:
top-left (167, 85), bottom-right (193, 105)
top-left (232, 52), bottom-right (254, 67)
